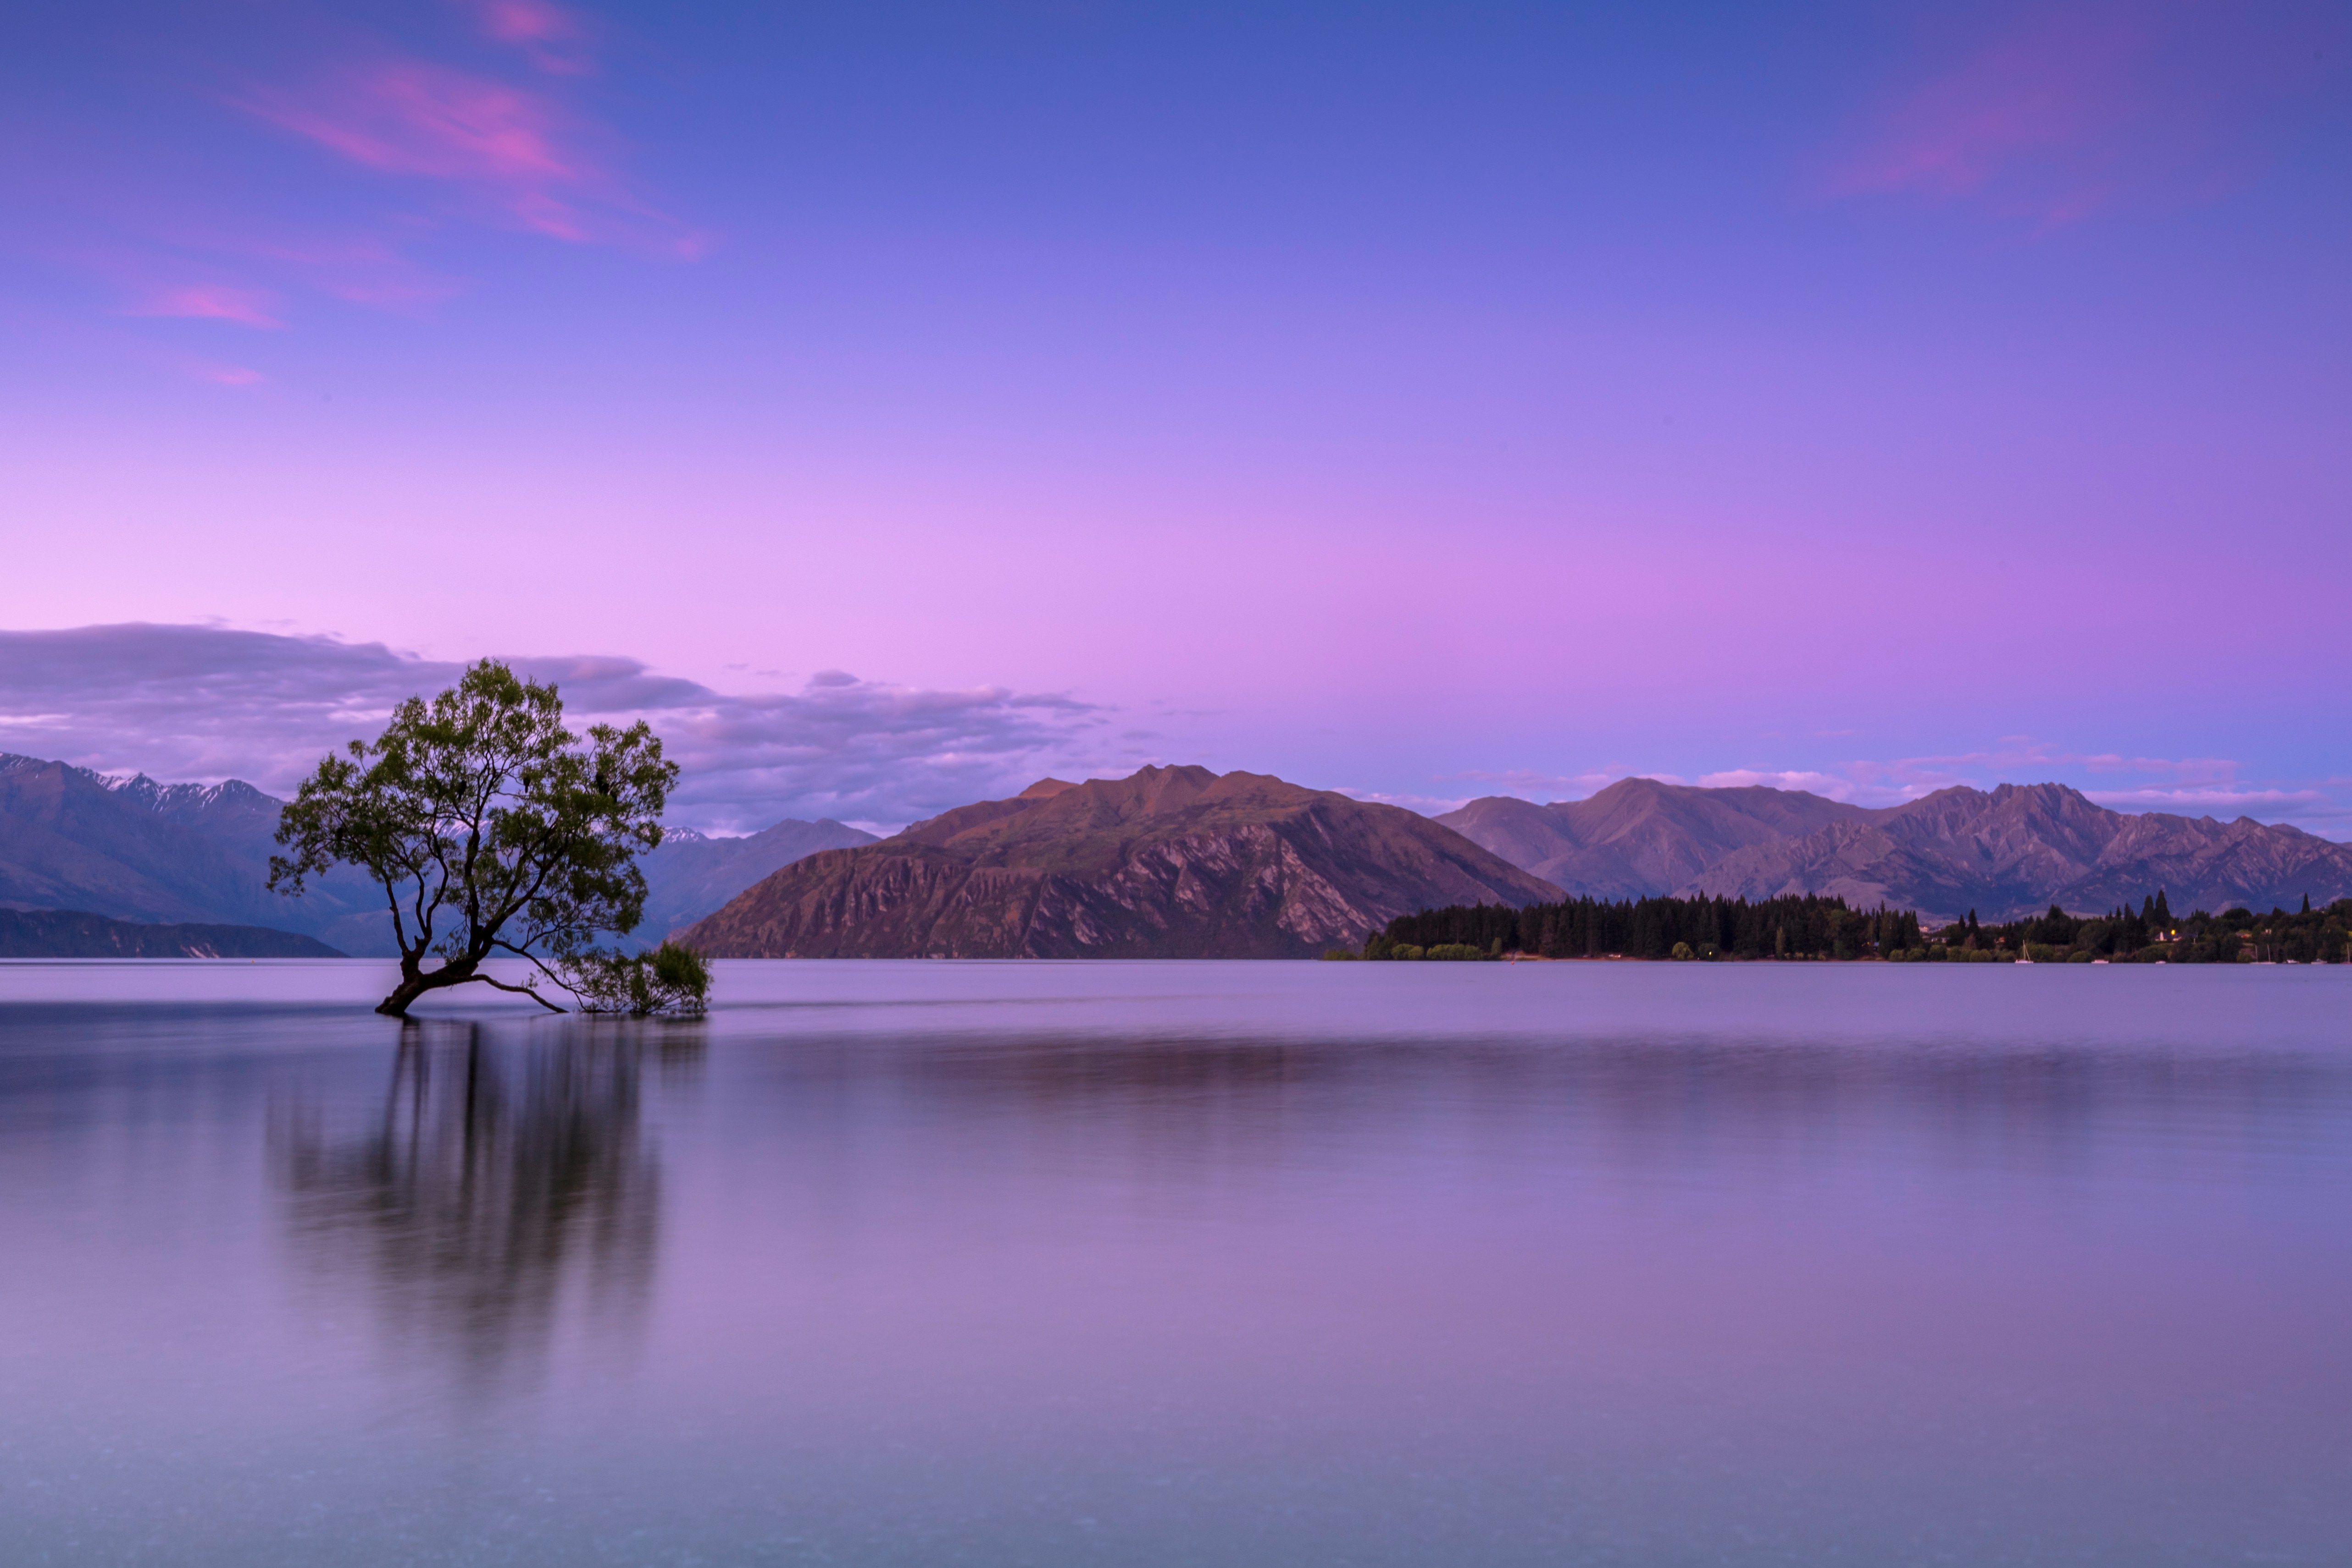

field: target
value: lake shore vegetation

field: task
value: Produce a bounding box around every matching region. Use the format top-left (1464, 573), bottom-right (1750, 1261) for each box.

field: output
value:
top-left (1341, 890), bottom-right (2352, 963)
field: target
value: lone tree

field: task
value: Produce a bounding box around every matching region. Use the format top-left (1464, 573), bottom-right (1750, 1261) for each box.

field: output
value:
top-left (269, 659), bottom-right (697, 1017)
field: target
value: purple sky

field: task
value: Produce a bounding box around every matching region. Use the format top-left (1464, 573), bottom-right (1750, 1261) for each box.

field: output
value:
top-left (2, 2), bottom-right (2347, 834)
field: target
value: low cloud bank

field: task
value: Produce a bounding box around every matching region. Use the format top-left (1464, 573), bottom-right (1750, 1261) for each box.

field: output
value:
top-left (0, 624), bottom-right (1116, 832)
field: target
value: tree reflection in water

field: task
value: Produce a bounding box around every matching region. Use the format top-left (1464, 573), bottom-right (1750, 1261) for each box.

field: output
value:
top-left (277, 1022), bottom-right (701, 1398)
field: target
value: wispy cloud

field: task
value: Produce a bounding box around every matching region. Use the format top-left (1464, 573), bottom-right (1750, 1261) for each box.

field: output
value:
top-left (187, 361), bottom-right (267, 387)
top-left (1330, 787), bottom-right (1475, 817)
top-left (1696, 768), bottom-right (1868, 799)
top-left (2083, 784), bottom-right (2337, 818)
top-left (127, 283), bottom-right (282, 327)
top-left (466, 0), bottom-right (596, 76)
top-left (1825, 3), bottom-right (2346, 223)
top-left (0, 624), bottom-right (1116, 833)
top-left (241, 60), bottom-right (604, 242)
top-left (1830, 10), bottom-right (2145, 219)
top-left (1438, 766), bottom-right (1680, 803)
top-left (12, 0), bottom-right (697, 371)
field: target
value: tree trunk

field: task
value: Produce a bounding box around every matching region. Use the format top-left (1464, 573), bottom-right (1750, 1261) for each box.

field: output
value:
top-left (376, 954), bottom-right (478, 1017)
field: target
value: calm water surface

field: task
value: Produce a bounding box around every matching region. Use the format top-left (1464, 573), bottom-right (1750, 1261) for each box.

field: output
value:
top-left (1, 959), bottom-right (2347, 1566)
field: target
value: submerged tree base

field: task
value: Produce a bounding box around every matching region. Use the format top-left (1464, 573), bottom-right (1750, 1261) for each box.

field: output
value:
top-left (374, 956), bottom-right (571, 1017)
top-left (366, 943), bottom-right (712, 1018)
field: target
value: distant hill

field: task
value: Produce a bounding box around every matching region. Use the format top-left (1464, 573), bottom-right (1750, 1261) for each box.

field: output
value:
top-left (1441, 776), bottom-right (2352, 923)
top-left (0, 908), bottom-right (343, 958)
top-left (643, 819), bottom-right (877, 939)
top-left (1438, 779), bottom-right (1866, 899)
top-left (0, 752), bottom-right (861, 955)
top-left (0, 754), bottom-right (388, 952)
top-left (680, 765), bottom-right (1564, 958)
top-left (1690, 783), bottom-right (2352, 923)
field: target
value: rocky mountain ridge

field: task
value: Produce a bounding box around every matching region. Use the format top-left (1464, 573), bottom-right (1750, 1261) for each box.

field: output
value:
top-left (678, 765), bottom-right (1564, 958)
top-left (1441, 776), bottom-right (2352, 922)
top-left (1688, 782), bottom-right (2352, 922)
top-left (1438, 779), bottom-right (1867, 899)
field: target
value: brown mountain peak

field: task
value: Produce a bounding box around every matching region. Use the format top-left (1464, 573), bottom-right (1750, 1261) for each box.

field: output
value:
top-left (679, 763), bottom-right (1560, 958)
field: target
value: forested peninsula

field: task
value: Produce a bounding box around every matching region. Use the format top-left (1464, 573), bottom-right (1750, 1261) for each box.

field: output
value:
top-left (1345, 891), bottom-right (2352, 963)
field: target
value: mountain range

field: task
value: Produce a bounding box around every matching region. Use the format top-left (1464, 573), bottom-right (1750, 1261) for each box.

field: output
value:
top-left (679, 765), bottom-right (1562, 958)
top-left (0, 907), bottom-right (342, 959)
top-left (1438, 782), bottom-right (1867, 900)
top-left (633, 820), bottom-right (878, 939)
top-left (1438, 776), bottom-right (2352, 923)
top-left (0, 753), bottom-right (871, 957)
top-left (8, 747), bottom-right (2349, 959)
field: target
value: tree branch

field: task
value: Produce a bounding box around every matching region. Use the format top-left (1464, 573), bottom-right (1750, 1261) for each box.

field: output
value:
top-left (471, 971), bottom-right (567, 1013)
top-left (489, 936), bottom-right (574, 993)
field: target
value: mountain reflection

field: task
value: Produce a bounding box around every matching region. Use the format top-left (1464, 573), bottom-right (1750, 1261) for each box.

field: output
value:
top-left (276, 1023), bottom-right (699, 1396)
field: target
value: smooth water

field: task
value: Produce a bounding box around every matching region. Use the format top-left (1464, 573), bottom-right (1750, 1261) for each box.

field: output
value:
top-left (1, 960), bottom-right (2348, 1567)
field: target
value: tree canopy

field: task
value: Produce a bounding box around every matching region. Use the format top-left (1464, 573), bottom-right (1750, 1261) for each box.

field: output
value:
top-left (268, 659), bottom-right (700, 1016)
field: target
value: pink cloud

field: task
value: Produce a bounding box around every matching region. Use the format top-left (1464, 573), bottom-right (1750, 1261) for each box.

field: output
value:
top-left (125, 283), bottom-right (281, 328)
top-left (2085, 785), bottom-right (2334, 815)
top-left (189, 363), bottom-right (266, 387)
top-left (476, 0), bottom-right (575, 45)
top-left (246, 237), bottom-right (468, 312)
top-left (243, 60), bottom-right (596, 239)
top-left (250, 62), bottom-right (578, 180)
top-left (237, 53), bottom-right (698, 252)
top-left (467, 0), bottom-right (594, 75)
top-left (1827, 5), bottom-right (2350, 223)
top-left (1829, 11), bottom-right (2147, 218)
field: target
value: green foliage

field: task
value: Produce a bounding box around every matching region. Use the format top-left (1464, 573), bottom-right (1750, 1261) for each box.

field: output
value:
top-left (269, 659), bottom-right (681, 1015)
top-left (1941, 894), bottom-right (2352, 964)
top-left (1375, 890), bottom-right (2352, 966)
top-left (1375, 892), bottom-right (1923, 961)
top-left (1423, 942), bottom-right (1488, 961)
top-left (563, 940), bottom-right (712, 1017)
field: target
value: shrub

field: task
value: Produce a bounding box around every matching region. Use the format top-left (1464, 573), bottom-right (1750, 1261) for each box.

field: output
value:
top-left (563, 941), bottom-right (712, 1017)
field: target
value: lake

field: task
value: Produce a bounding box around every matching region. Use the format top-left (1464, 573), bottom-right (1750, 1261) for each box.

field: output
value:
top-left (2, 959), bottom-right (2347, 1566)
